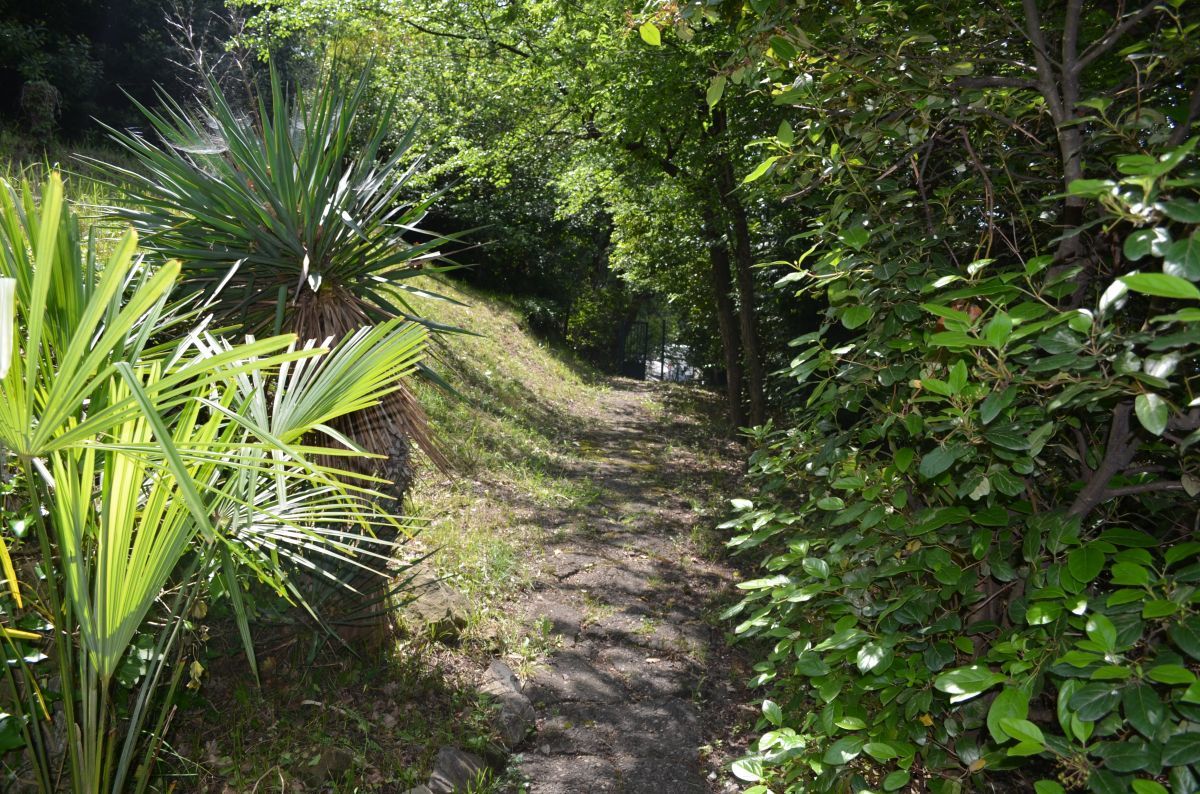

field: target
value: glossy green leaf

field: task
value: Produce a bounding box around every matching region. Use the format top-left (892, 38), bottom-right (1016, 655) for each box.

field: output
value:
top-left (919, 446), bottom-right (958, 479)
top-left (821, 735), bottom-right (865, 765)
top-left (1121, 273), bottom-right (1200, 300)
top-left (1122, 684), bottom-right (1165, 740)
top-left (1135, 393), bottom-right (1169, 436)
top-left (1068, 546), bottom-right (1105, 583)
top-left (1162, 732), bottom-right (1200, 765)
top-left (986, 687), bottom-right (1030, 742)
top-left (1171, 617), bottom-right (1200, 661)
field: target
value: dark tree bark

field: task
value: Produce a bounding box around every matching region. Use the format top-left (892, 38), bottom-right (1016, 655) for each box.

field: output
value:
top-left (711, 108), bottom-right (766, 426)
top-left (700, 203), bottom-right (746, 428)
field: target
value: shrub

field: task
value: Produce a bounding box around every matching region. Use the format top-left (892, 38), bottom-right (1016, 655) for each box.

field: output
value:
top-left (0, 172), bottom-right (428, 792)
top-left (726, 140), bottom-right (1200, 794)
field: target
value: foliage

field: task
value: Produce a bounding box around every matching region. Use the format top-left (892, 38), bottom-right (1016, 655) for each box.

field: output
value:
top-left (95, 64), bottom-right (459, 472)
top-left (97, 64), bottom-right (451, 341)
top-left (654, 0), bottom-right (1200, 792)
top-left (225, 0), bottom-right (799, 405)
top-left (0, 0), bottom-right (228, 134)
top-left (0, 171), bottom-right (427, 792)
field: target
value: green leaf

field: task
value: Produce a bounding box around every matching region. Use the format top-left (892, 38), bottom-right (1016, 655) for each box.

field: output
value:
top-left (919, 446), bottom-right (958, 479)
top-left (1068, 546), bottom-right (1105, 583)
top-left (776, 120), bottom-right (794, 145)
top-left (1169, 617), bottom-right (1200, 661)
top-left (1135, 393), bottom-right (1169, 436)
top-left (1111, 561), bottom-right (1151, 586)
top-left (984, 427), bottom-right (1029, 451)
top-left (1121, 273), bottom-right (1200, 300)
top-left (863, 741), bottom-right (898, 760)
top-left (987, 687), bottom-right (1030, 742)
top-left (1034, 782), bottom-right (1065, 794)
top-left (1123, 684), bottom-right (1166, 738)
top-left (1026, 602), bottom-right (1062, 625)
top-left (638, 22), bottom-right (661, 45)
top-left (984, 312), bottom-right (1013, 347)
top-left (1067, 179), bottom-right (1117, 197)
top-left (856, 641), bottom-right (893, 673)
top-left (979, 386), bottom-right (1016, 424)
top-left (1160, 199), bottom-right (1200, 223)
top-left (1095, 738), bottom-right (1156, 772)
top-left (841, 226), bottom-right (869, 251)
top-left (1147, 664), bottom-right (1196, 685)
top-left (934, 665), bottom-right (1006, 702)
top-left (1164, 233), bottom-right (1200, 280)
top-left (762, 699), bottom-right (783, 727)
top-left (999, 718), bottom-right (1044, 746)
top-left (1086, 614), bottom-right (1118, 653)
top-left (730, 756), bottom-right (764, 781)
top-left (821, 735), bottom-right (865, 765)
top-left (816, 496), bottom-right (845, 510)
top-left (1125, 228), bottom-right (1170, 261)
top-left (1142, 599), bottom-right (1177, 618)
top-left (841, 305), bottom-right (873, 329)
top-left (768, 35), bottom-right (797, 61)
top-left (948, 360), bottom-right (968, 394)
top-left (1131, 781), bottom-right (1169, 794)
top-left (706, 75), bottom-right (727, 108)
top-left (802, 557), bottom-right (830, 578)
top-left (894, 447), bottom-right (915, 472)
top-left (1162, 732), bottom-right (1200, 765)
top-left (795, 651), bottom-right (829, 677)
top-left (883, 770), bottom-right (911, 791)
top-left (743, 156), bottom-right (780, 183)
top-left (1069, 683), bottom-right (1121, 720)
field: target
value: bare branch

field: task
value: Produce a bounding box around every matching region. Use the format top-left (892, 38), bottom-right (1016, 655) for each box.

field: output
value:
top-left (1021, 0), bottom-right (1066, 124)
top-left (1105, 481), bottom-right (1186, 498)
top-left (398, 17), bottom-right (531, 58)
top-left (951, 76), bottom-right (1038, 90)
top-left (1168, 77), bottom-right (1200, 146)
top-left (1076, 1), bottom-right (1169, 72)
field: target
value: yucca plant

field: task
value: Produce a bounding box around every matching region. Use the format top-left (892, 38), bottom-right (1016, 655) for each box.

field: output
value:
top-left (0, 172), bottom-right (430, 793)
top-left (92, 64), bottom-right (458, 485)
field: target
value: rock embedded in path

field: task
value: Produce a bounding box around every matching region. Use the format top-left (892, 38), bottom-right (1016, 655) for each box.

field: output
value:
top-left (401, 572), bottom-right (469, 642)
top-left (427, 746), bottom-right (488, 793)
top-left (480, 660), bottom-right (536, 749)
top-left (304, 746), bottom-right (353, 782)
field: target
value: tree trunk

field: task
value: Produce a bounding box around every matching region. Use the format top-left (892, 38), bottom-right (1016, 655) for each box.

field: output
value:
top-left (711, 110), bottom-right (766, 425)
top-left (700, 204), bottom-right (746, 428)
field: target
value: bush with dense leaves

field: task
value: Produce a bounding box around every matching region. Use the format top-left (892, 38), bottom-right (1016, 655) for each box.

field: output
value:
top-left (655, 1), bottom-right (1200, 792)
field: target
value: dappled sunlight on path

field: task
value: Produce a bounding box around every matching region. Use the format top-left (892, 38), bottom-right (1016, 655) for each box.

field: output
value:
top-left (514, 380), bottom-right (749, 794)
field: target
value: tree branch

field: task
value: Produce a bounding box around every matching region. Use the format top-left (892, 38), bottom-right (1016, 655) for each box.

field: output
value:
top-left (1069, 402), bottom-right (1140, 517)
top-left (1076, 1), bottom-right (1168, 73)
top-left (1168, 77), bottom-right (1200, 146)
top-left (951, 76), bottom-right (1038, 90)
top-left (1105, 481), bottom-right (1186, 498)
top-left (398, 17), bottom-right (531, 58)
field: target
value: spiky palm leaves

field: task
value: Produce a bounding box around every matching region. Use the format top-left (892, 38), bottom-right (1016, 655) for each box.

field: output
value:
top-left (94, 65), bottom-right (454, 482)
top-left (0, 172), bottom-right (429, 792)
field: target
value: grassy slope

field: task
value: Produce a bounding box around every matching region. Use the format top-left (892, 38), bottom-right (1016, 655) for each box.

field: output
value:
top-left (407, 275), bottom-right (608, 668)
top-left (176, 277), bottom-right (616, 792)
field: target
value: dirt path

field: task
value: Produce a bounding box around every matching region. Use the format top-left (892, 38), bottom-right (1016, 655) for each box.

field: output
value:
top-left (513, 380), bottom-right (747, 793)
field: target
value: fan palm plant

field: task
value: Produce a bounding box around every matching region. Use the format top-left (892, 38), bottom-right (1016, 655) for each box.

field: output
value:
top-left (93, 64), bottom-right (458, 485)
top-left (0, 171), bottom-right (430, 793)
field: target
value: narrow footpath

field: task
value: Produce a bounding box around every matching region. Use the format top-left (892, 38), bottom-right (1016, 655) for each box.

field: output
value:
top-left (514, 380), bottom-right (748, 793)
